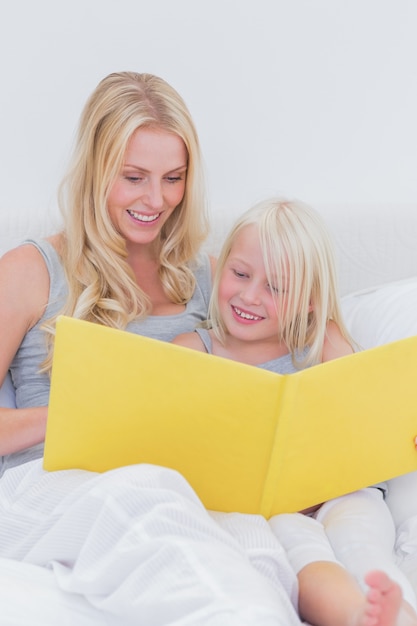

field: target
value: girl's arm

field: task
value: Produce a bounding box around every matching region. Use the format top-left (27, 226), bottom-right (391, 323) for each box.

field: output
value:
top-left (175, 254), bottom-right (216, 351)
top-left (321, 320), bottom-right (353, 362)
top-left (172, 331), bottom-right (207, 352)
top-left (0, 244), bottom-right (50, 454)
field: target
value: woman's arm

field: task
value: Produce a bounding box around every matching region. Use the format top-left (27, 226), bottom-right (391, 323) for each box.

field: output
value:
top-left (0, 244), bottom-right (50, 454)
top-left (0, 406), bottom-right (48, 455)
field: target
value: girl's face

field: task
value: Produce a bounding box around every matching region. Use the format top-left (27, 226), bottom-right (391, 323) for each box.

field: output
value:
top-left (218, 224), bottom-right (287, 344)
top-left (107, 127), bottom-right (188, 251)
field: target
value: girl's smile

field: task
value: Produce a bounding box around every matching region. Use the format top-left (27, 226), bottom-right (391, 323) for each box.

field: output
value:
top-left (218, 224), bottom-right (283, 344)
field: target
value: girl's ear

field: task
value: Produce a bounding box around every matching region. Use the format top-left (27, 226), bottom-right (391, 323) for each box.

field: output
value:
top-left (308, 301), bottom-right (314, 313)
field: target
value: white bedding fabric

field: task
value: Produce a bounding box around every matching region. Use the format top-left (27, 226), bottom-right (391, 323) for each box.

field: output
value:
top-left (0, 460), bottom-right (300, 626)
top-left (0, 557), bottom-right (107, 626)
top-left (1, 204), bottom-right (417, 624)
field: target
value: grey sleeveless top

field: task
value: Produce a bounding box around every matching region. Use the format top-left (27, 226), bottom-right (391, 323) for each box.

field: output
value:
top-left (2, 239), bottom-right (212, 475)
top-left (194, 328), bottom-right (306, 374)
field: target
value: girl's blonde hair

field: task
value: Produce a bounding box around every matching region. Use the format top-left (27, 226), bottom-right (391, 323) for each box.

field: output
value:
top-left (209, 198), bottom-right (352, 367)
top-left (43, 72), bottom-right (208, 370)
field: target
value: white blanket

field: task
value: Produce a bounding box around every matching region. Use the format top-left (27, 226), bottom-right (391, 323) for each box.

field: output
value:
top-left (0, 460), bottom-right (301, 625)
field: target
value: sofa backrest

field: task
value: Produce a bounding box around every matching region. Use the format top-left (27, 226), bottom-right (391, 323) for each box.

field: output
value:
top-left (1, 202), bottom-right (417, 296)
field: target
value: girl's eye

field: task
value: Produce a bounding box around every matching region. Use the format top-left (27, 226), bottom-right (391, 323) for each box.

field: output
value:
top-left (165, 176), bottom-right (183, 183)
top-left (125, 176), bottom-right (143, 183)
top-left (233, 269), bottom-right (247, 279)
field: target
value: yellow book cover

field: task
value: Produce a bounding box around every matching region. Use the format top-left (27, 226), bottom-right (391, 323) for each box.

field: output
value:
top-left (44, 316), bottom-right (417, 517)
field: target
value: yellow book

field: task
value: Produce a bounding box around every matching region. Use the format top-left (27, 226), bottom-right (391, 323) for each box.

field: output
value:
top-left (44, 315), bottom-right (417, 517)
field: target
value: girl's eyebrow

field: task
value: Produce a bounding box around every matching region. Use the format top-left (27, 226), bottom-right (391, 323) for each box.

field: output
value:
top-left (227, 255), bottom-right (250, 266)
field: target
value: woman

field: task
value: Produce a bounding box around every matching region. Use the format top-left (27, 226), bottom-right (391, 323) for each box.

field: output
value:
top-left (0, 71), bottom-right (212, 468)
top-left (0, 72), bottom-right (301, 625)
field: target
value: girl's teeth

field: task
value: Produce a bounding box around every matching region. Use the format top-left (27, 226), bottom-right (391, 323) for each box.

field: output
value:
top-left (234, 306), bottom-right (262, 321)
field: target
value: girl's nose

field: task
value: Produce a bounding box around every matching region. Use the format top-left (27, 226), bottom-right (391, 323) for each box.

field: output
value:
top-left (240, 283), bottom-right (262, 306)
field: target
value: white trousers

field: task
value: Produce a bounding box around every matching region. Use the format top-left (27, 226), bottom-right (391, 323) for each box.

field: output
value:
top-left (270, 512), bottom-right (337, 570)
top-left (316, 488), bottom-right (417, 609)
top-left (0, 459), bottom-right (301, 626)
top-left (271, 488), bottom-right (417, 610)
top-left (386, 471), bottom-right (417, 595)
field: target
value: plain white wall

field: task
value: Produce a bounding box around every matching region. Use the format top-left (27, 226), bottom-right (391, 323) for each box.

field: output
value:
top-left (0, 0), bottom-right (416, 221)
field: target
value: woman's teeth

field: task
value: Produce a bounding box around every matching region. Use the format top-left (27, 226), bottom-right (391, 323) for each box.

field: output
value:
top-left (128, 209), bottom-right (160, 222)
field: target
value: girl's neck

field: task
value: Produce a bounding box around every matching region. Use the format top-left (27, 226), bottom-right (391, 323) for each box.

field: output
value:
top-left (210, 331), bottom-right (289, 366)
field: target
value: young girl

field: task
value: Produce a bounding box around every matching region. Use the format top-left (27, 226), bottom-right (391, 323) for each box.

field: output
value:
top-left (173, 197), bottom-right (417, 626)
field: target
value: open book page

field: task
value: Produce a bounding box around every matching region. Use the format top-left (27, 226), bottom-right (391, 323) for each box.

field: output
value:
top-left (45, 316), bottom-right (417, 518)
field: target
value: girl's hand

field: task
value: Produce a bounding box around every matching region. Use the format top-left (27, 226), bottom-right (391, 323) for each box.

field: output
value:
top-left (299, 503), bottom-right (322, 516)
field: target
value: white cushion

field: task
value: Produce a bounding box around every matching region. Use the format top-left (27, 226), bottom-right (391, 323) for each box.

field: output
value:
top-left (342, 277), bottom-right (417, 349)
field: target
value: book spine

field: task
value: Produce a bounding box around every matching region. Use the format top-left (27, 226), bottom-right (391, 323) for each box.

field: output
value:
top-left (259, 374), bottom-right (296, 518)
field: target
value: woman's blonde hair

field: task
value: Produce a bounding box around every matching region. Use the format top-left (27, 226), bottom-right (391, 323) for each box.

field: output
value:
top-left (43, 72), bottom-right (208, 369)
top-left (209, 198), bottom-right (352, 367)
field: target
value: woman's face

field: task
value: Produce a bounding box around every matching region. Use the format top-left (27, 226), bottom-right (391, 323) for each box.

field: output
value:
top-left (107, 127), bottom-right (188, 250)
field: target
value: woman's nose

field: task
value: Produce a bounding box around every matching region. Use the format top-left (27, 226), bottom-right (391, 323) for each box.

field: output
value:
top-left (144, 181), bottom-right (164, 210)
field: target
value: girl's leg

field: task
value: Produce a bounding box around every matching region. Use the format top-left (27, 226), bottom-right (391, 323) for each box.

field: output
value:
top-left (315, 488), bottom-right (417, 612)
top-left (270, 512), bottom-right (415, 626)
top-left (270, 512), bottom-right (361, 625)
top-left (386, 473), bottom-right (417, 594)
top-left (386, 473), bottom-right (417, 529)
top-left (298, 562), bottom-right (406, 626)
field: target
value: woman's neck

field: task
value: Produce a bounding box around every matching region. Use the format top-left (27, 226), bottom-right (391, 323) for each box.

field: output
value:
top-left (127, 246), bottom-right (186, 317)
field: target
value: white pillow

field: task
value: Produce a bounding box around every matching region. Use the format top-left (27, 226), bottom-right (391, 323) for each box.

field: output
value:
top-left (0, 371), bottom-right (16, 409)
top-left (341, 277), bottom-right (417, 349)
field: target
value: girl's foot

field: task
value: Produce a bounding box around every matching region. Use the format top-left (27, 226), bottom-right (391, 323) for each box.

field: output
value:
top-left (362, 570), bottom-right (402, 626)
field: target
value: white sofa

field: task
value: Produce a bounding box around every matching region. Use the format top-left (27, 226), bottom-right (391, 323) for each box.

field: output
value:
top-left (1, 201), bottom-right (417, 624)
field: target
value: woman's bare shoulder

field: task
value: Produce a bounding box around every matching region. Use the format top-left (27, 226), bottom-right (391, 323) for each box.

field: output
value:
top-left (0, 242), bottom-right (50, 326)
top-left (0, 242), bottom-right (46, 272)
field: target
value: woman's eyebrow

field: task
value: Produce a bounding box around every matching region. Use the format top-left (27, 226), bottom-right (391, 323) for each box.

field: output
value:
top-left (123, 163), bottom-right (188, 173)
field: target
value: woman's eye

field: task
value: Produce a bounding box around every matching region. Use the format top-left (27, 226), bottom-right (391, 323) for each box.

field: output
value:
top-left (125, 176), bottom-right (142, 183)
top-left (165, 176), bottom-right (183, 183)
